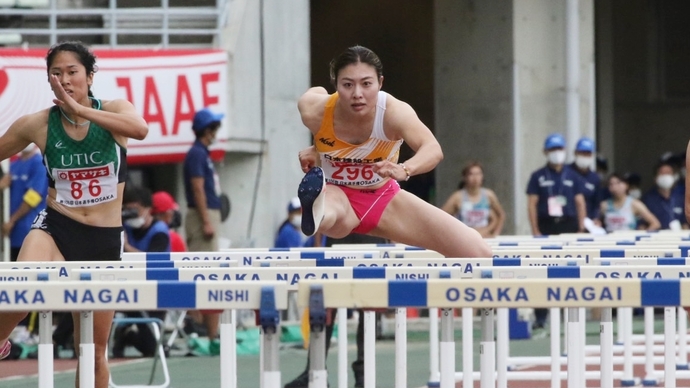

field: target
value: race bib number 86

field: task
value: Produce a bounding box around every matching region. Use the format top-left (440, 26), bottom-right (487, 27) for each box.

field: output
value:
top-left (52, 163), bottom-right (118, 207)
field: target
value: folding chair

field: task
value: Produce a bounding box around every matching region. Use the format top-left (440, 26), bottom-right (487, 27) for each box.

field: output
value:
top-left (108, 317), bottom-right (170, 388)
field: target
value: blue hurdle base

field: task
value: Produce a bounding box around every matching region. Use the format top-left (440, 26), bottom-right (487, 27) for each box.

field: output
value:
top-left (508, 308), bottom-right (531, 340)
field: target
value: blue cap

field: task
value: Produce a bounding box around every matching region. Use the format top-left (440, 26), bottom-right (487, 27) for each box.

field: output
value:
top-left (575, 137), bottom-right (594, 152)
top-left (287, 197), bottom-right (301, 213)
top-left (192, 108), bottom-right (225, 132)
top-left (544, 133), bottom-right (566, 150)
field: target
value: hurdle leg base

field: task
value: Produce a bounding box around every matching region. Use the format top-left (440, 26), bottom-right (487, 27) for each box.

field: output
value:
top-left (642, 379), bottom-right (658, 386)
top-left (677, 364), bottom-right (689, 370)
top-left (426, 382), bottom-right (440, 387)
top-left (620, 379), bottom-right (637, 387)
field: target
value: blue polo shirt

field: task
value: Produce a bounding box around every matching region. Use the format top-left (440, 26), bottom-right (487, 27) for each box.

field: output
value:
top-left (526, 165), bottom-right (584, 218)
top-left (9, 154), bottom-right (48, 248)
top-left (125, 220), bottom-right (171, 252)
top-left (673, 180), bottom-right (685, 203)
top-left (642, 189), bottom-right (685, 229)
top-left (567, 163), bottom-right (602, 219)
top-left (274, 222), bottom-right (327, 248)
top-left (183, 140), bottom-right (221, 210)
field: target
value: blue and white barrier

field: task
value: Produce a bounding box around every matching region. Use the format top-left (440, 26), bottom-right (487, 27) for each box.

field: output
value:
top-left (0, 280), bottom-right (287, 388)
top-left (298, 278), bottom-right (690, 388)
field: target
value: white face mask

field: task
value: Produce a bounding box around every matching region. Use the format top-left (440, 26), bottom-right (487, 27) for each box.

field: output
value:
top-left (290, 215), bottom-right (302, 228)
top-left (547, 150), bottom-right (566, 165)
top-left (574, 156), bottom-right (593, 170)
top-left (656, 174), bottom-right (675, 190)
top-left (125, 217), bottom-right (146, 229)
top-left (628, 188), bottom-right (641, 199)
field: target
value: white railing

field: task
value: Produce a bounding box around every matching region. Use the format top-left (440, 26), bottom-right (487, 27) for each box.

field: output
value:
top-left (0, 0), bottom-right (230, 48)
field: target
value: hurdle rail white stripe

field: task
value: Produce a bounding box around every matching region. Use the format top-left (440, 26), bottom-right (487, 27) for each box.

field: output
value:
top-left (8, 265), bottom-right (476, 388)
top-left (298, 278), bottom-right (690, 388)
top-left (73, 266), bottom-right (474, 388)
top-left (121, 250), bottom-right (381, 264)
top-left (0, 280), bottom-right (288, 311)
top-left (9, 241), bottom-right (688, 386)
top-left (252, 257), bottom-right (587, 268)
top-left (121, 246), bottom-right (690, 264)
top-left (0, 280), bottom-right (288, 388)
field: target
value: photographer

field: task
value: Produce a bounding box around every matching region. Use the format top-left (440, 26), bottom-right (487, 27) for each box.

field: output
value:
top-left (112, 185), bottom-right (170, 358)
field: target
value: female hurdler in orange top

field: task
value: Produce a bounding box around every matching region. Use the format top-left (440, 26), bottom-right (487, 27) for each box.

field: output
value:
top-left (296, 45), bottom-right (492, 259)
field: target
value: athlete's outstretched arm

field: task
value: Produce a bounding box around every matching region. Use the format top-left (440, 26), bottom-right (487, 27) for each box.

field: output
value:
top-left (385, 97), bottom-right (443, 178)
top-left (0, 114), bottom-right (42, 162)
top-left (50, 75), bottom-right (148, 141)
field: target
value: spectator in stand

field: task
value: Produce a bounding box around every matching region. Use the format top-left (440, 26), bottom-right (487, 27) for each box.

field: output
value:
top-left (642, 161), bottom-right (687, 230)
top-left (441, 161), bottom-right (506, 237)
top-left (112, 185), bottom-right (170, 358)
top-left (275, 197), bottom-right (326, 248)
top-left (600, 173), bottom-right (660, 232)
top-left (152, 191), bottom-right (187, 252)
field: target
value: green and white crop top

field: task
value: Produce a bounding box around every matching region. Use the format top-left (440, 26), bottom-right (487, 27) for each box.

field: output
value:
top-left (43, 100), bottom-right (128, 207)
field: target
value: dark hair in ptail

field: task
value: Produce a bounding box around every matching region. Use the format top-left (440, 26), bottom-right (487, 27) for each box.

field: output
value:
top-left (329, 45), bottom-right (383, 87)
top-left (458, 161), bottom-right (484, 189)
top-left (46, 41), bottom-right (98, 97)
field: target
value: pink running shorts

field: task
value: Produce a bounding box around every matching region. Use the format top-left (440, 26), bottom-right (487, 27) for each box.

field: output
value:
top-left (333, 179), bottom-right (401, 234)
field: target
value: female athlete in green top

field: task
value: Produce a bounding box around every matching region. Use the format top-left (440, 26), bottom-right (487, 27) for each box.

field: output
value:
top-left (0, 41), bottom-right (148, 388)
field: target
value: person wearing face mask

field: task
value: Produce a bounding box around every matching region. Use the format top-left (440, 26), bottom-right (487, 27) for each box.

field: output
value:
top-left (122, 185), bottom-right (170, 253)
top-left (184, 107), bottom-right (224, 252)
top-left (526, 133), bottom-right (586, 329)
top-left (0, 144), bottom-right (48, 262)
top-left (642, 161), bottom-right (688, 230)
top-left (568, 137), bottom-right (601, 220)
top-left (113, 185), bottom-right (170, 359)
top-left (182, 107), bottom-right (225, 357)
top-left (151, 191), bottom-right (186, 252)
top-left (526, 133), bottom-right (586, 236)
top-left (275, 197), bottom-right (326, 248)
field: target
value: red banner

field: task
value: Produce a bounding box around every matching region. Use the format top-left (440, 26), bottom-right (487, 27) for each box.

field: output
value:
top-left (0, 49), bottom-right (229, 164)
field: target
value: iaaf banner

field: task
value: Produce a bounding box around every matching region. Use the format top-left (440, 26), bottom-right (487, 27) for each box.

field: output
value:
top-left (0, 49), bottom-right (228, 165)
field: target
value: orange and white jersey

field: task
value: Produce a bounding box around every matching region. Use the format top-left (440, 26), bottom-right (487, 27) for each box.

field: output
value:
top-left (314, 91), bottom-right (403, 187)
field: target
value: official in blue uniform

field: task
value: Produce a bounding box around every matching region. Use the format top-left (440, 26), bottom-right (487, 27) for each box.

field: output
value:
top-left (643, 161), bottom-right (687, 230)
top-left (526, 133), bottom-right (587, 329)
top-left (568, 137), bottom-right (601, 220)
top-left (527, 133), bottom-right (587, 236)
top-left (275, 197), bottom-right (325, 248)
top-left (0, 145), bottom-right (48, 261)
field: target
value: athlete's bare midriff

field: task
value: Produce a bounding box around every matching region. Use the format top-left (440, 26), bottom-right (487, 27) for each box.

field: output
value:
top-left (46, 183), bottom-right (125, 227)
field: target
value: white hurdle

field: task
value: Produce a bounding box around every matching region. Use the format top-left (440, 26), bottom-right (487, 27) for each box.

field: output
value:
top-left (0, 279), bottom-right (288, 388)
top-left (475, 264), bottom-right (690, 387)
top-left (298, 277), bottom-right (690, 388)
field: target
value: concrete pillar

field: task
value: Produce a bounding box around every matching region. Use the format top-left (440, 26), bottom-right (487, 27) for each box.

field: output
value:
top-left (216, 0), bottom-right (310, 247)
top-left (434, 0), bottom-right (515, 233)
top-left (434, 0), bottom-right (594, 234)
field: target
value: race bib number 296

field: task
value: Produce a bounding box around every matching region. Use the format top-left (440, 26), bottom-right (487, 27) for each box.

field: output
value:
top-left (322, 162), bottom-right (382, 186)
